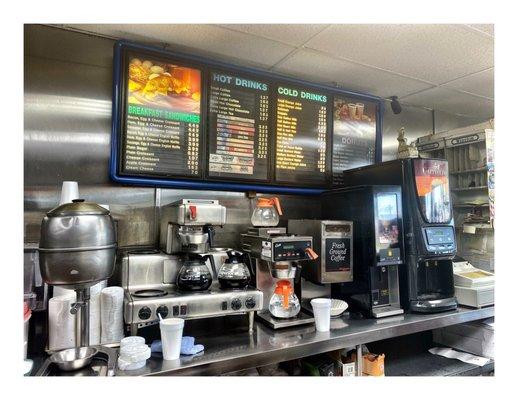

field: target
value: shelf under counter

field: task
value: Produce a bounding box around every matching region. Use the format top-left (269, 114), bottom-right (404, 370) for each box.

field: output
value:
top-left (116, 306), bottom-right (494, 376)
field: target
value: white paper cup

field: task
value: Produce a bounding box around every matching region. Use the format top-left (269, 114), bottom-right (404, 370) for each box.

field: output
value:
top-left (160, 318), bottom-right (184, 360)
top-left (59, 181), bottom-right (79, 205)
top-left (311, 298), bottom-right (332, 332)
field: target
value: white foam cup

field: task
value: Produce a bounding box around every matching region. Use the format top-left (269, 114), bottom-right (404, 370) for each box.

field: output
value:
top-left (311, 298), bottom-right (332, 332)
top-left (159, 318), bottom-right (184, 360)
top-left (59, 181), bottom-right (79, 205)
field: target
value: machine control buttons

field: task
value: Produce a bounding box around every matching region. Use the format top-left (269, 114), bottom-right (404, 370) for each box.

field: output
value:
top-left (180, 305), bottom-right (187, 315)
top-left (221, 301), bottom-right (228, 311)
top-left (156, 305), bottom-right (169, 318)
top-left (245, 297), bottom-right (256, 309)
top-left (172, 305), bottom-right (180, 316)
top-left (231, 298), bottom-right (242, 310)
top-left (138, 306), bottom-right (152, 320)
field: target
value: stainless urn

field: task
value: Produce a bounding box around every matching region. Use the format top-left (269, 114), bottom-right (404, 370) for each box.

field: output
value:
top-left (39, 200), bottom-right (117, 288)
top-left (39, 199), bottom-right (117, 347)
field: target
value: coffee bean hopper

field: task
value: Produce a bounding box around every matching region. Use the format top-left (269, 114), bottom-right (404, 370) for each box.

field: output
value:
top-left (37, 200), bottom-right (118, 375)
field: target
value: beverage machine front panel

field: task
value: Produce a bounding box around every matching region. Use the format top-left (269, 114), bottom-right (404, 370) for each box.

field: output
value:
top-left (373, 191), bottom-right (403, 265)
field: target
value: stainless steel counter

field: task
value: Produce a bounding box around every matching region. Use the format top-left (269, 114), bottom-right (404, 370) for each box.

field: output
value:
top-left (117, 306), bottom-right (494, 376)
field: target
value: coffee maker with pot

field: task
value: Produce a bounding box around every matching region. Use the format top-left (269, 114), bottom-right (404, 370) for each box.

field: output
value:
top-left (241, 226), bottom-right (318, 329)
top-left (122, 199), bottom-right (263, 335)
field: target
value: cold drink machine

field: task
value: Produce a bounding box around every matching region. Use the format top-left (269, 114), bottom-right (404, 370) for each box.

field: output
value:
top-left (321, 186), bottom-right (404, 318)
top-left (341, 159), bottom-right (457, 313)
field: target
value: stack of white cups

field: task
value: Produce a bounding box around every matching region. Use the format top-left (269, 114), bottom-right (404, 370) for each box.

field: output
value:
top-left (52, 280), bottom-right (106, 345)
top-left (100, 286), bottom-right (124, 344)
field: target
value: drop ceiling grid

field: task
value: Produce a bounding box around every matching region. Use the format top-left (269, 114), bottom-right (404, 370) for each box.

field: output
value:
top-left (58, 23), bottom-right (494, 118)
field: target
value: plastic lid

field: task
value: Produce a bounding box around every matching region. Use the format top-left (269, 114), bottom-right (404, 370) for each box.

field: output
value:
top-left (47, 200), bottom-right (110, 217)
top-left (118, 343), bottom-right (151, 363)
top-left (120, 336), bottom-right (145, 349)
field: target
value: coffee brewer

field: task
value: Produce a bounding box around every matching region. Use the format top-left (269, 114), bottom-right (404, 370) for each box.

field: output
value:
top-left (123, 199), bottom-right (263, 335)
top-left (241, 227), bottom-right (317, 329)
top-left (341, 159), bottom-right (458, 313)
top-left (321, 186), bottom-right (405, 318)
top-left (160, 199), bottom-right (227, 255)
top-left (287, 220), bottom-right (354, 313)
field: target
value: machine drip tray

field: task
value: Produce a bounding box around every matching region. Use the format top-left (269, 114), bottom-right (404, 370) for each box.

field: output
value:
top-left (257, 309), bottom-right (315, 330)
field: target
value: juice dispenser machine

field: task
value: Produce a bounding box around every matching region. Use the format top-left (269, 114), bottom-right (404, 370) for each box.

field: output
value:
top-left (321, 186), bottom-right (404, 318)
top-left (341, 159), bottom-right (458, 313)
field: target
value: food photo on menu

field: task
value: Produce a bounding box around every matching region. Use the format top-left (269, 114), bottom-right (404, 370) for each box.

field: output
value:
top-left (127, 57), bottom-right (201, 114)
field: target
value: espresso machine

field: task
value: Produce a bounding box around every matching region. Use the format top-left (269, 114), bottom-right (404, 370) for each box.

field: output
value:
top-left (321, 186), bottom-right (405, 318)
top-left (341, 159), bottom-right (458, 313)
top-left (123, 199), bottom-right (263, 335)
top-left (241, 227), bottom-right (317, 329)
top-left (287, 220), bottom-right (354, 313)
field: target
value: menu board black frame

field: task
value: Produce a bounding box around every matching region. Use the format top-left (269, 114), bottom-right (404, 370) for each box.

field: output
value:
top-left (111, 41), bottom-right (384, 195)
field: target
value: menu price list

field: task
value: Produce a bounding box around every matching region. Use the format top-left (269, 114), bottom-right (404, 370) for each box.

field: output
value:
top-left (332, 97), bottom-right (377, 185)
top-left (208, 73), bottom-right (269, 180)
top-left (275, 86), bottom-right (328, 185)
top-left (122, 105), bottom-right (200, 176)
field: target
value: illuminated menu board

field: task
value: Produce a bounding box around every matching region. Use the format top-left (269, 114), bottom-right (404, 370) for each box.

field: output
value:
top-left (332, 96), bottom-right (377, 186)
top-left (275, 85), bottom-right (328, 186)
top-left (121, 54), bottom-right (202, 177)
top-left (113, 42), bottom-right (382, 194)
top-left (208, 72), bottom-right (269, 180)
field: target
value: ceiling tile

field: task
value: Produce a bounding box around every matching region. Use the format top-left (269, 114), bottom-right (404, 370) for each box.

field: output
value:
top-left (402, 86), bottom-right (494, 118)
top-left (305, 24), bottom-right (494, 84)
top-left (219, 24), bottom-right (329, 47)
top-left (466, 24), bottom-right (494, 37)
top-left (272, 49), bottom-right (434, 98)
top-left (443, 68), bottom-right (494, 99)
top-left (63, 24), bottom-right (296, 69)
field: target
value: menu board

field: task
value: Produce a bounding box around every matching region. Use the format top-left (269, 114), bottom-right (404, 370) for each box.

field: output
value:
top-left (208, 72), bottom-right (269, 180)
top-left (121, 54), bottom-right (202, 177)
top-left (275, 85), bottom-right (328, 185)
top-left (332, 96), bottom-right (377, 185)
top-left (113, 42), bottom-right (382, 194)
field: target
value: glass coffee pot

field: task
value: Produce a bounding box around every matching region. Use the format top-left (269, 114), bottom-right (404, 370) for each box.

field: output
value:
top-left (268, 280), bottom-right (300, 318)
top-left (217, 250), bottom-right (251, 289)
top-left (176, 254), bottom-right (213, 291)
top-left (251, 197), bottom-right (283, 227)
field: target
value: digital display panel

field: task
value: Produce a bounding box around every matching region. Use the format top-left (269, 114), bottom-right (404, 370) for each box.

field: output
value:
top-left (121, 53), bottom-right (202, 177)
top-left (425, 227), bottom-right (455, 245)
top-left (332, 96), bottom-right (377, 186)
top-left (208, 71), bottom-right (269, 180)
top-left (376, 193), bottom-right (399, 246)
top-left (274, 85), bottom-right (328, 186)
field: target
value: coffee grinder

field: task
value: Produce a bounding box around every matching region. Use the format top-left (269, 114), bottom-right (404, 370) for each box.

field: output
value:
top-left (341, 159), bottom-right (458, 313)
top-left (321, 186), bottom-right (405, 318)
top-left (287, 220), bottom-right (354, 313)
top-left (241, 227), bottom-right (318, 329)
